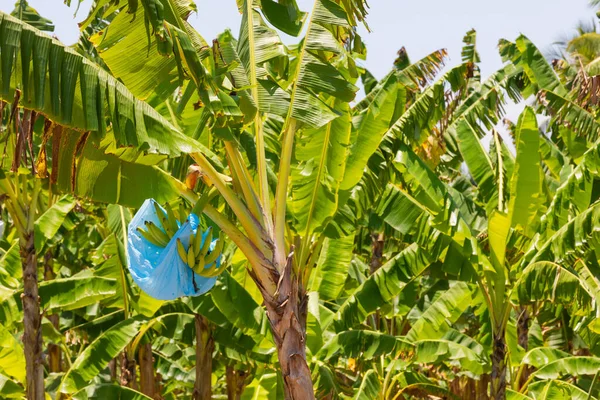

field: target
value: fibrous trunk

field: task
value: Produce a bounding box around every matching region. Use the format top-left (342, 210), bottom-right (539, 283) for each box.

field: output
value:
top-left (226, 365), bottom-right (247, 400)
top-left (449, 374), bottom-right (490, 400)
top-left (108, 359), bottom-right (117, 382)
top-left (120, 352), bottom-right (137, 390)
top-left (369, 232), bottom-right (384, 330)
top-left (21, 231), bottom-right (44, 400)
top-left (262, 259), bottom-right (314, 400)
top-left (369, 232), bottom-right (384, 274)
top-left (491, 328), bottom-right (507, 400)
top-left (193, 314), bottom-right (213, 400)
top-left (138, 343), bottom-right (156, 398)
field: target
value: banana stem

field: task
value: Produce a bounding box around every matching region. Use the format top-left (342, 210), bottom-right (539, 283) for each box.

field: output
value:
top-left (203, 204), bottom-right (276, 293)
top-left (223, 141), bottom-right (263, 222)
top-left (27, 179), bottom-right (41, 232)
top-left (190, 152), bottom-right (268, 255)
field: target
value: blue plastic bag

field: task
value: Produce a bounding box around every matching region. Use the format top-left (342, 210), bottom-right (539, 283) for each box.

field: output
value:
top-left (127, 199), bottom-right (219, 300)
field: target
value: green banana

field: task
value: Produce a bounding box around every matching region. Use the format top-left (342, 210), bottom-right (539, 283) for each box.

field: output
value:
top-left (205, 264), bottom-right (227, 278)
top-left (187, 246), bottom-right (196, 269)
top-left (146, 221), bottom-right (170, 246)
top-left (153, 202), bottom-right (174, 237)
top-left (173, 225), bottom-right (226, 278)
top-left (164, 203), bottom-right (179, 234)
top-left (191, 187), bottom-right (218, 216)
top-left (200, 228), bottom-right (212, 256)
top-left (192, 255), bottom-right (205, 276)
top-left (137, 227), bottom-right (167, 247)
top-left (204, 235), bottom-right (223, 265)
top-left (197, 261), bottom-right (227, 278)
top-left (176, 239), bottom-right (188, 263)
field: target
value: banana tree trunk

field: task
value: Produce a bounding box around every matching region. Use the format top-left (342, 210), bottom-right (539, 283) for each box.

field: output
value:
top-left (21, 230), bottom-right (44, 400)
top-left (44, 252), bottom-right (61, 373)
top-left (262, 261), bottom-right (314, 400)
top-left (120, 352), bottom-right (138, 390)
top-left (138, 343), bottom-right (155, 398)
top-left (369, 232), bottom-right (384, 274)
top-left (491, 328), bottom-right (507, 400)
top-left (226, 365), bottom-right (246, 400)
top-left (369, 232), bottom-right (384, 330)
top-left (193, 314), bottom-right (213, 400)
top-left (108, 359), bottom-right (117, 382)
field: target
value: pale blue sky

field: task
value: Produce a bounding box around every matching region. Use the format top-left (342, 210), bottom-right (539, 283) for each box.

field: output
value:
top-left (2, 0), bottom-right (595, 81)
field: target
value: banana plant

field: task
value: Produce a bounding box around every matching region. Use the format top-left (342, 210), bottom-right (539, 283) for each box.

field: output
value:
top-left (0, 0), bottom-right (387, 395)
top-left (376, 100), bottom-right (600, 399)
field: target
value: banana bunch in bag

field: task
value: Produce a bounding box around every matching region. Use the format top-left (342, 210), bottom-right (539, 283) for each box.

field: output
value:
top-left (136, 202), bottom-right (181, 248)
top-left (176, 227), bottom-right (226, 278)
top-left (135, 200), bottom-right (226, 278)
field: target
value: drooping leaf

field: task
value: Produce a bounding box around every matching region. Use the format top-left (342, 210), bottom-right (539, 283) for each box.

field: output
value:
top-left (514, 35), bottom-right (565, 94)
top-left (0, 241), bottom-right (20, 290)
top-left (414, 329), bottom-right (488, 375)
top-left (528, 380), bottom-right (598, 400)
top-left (533, 356), bottom-right (600, 380)
top-left (507, 389), bottom-right (534, 400)
top-left (241, 372), bottom-right (284, 400)
top-left (210, 271), bottom-right (269, 341)
top-left (53, 130), bottom-right (184, 208)
top-left (406, 282), bottom-right (472, 341)
top-left (529, 201), bottom-right (600, 265)
top-left (320, 330), bottom-right (411, 361)
top-left (0, 11), bottom-right (198, 157)
top-left (309, 234), bottom-right (354, 300)
top-left (34, 195), bottom-right (76, 249)
top-left (512, 261), bottom-right (593, 315)
top-left (89, 4), bottom-right (180, 102)
top-left (377, 184), bottom-right (426, 234)
top-left (60, 316), bottom-right (147, 394)
top-left (544, 89), bottom-right (600, 143)
top-left (0, 374), bottom-right (23, 399)
top-left (521, 347), bottom-right (571, 369)
top-left (0, 276), bottom-right (117, 325)
top-left (352, 369), bottom-right (381, 400)
top-left (336, 244), bottom-right (430, 329)
top-left (0, 323), bottom-right (25, 384)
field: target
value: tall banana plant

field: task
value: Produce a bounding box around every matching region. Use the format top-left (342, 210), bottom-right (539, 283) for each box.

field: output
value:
top-left (183, 1), bottom-right (380, 396)
top-left (326, 32), bottom-right (600, 399)
top-left (0, 0), bottom-right (377, 397)
top-left (376, 101), bottom-right (600, 398)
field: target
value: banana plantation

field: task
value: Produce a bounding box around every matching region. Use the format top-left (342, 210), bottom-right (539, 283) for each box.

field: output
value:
top-left (2, 0), bottom-right (600, 398)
